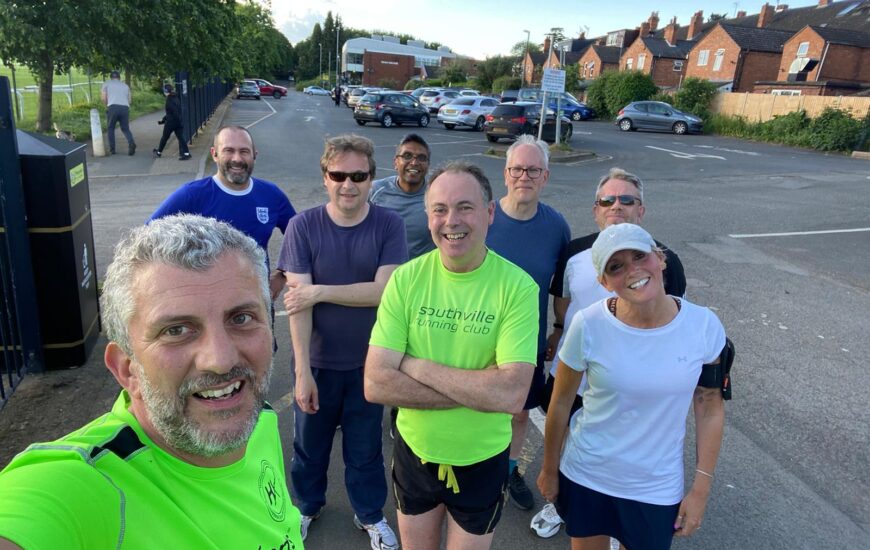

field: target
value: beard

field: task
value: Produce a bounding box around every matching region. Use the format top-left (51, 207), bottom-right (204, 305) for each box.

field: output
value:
top-left (134, 362), bottom-right (272, 458)
top-left (219, 159), bottom-right (253, 186)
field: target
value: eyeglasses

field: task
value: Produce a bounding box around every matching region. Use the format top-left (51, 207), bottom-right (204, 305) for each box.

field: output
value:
top-left (507, 166), bottom-right (544, 179)
top-left (397, 152), bottom-right (429, 163)
top-left (327, 171), bottom-right (370, 183)
top-left (595, 195), bottom-right (642, 207)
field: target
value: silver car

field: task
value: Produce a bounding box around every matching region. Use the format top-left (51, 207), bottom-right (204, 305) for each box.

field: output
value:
top-left (437, 97), bottom-right (500, 131)
top-left (419, 89), bottom-right (460, 113)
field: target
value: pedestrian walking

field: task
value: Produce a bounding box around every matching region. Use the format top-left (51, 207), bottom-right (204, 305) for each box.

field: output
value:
top-left (101, 70), bottom-right (136, 155)
top-left (153, 84), bottom-right (191, 161)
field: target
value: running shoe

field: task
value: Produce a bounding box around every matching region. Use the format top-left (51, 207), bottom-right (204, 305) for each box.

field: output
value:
top-left (530, 502), bottom-right (564, 538)
top-left (353, 515), bottom-right (399, 550)
top-left (299, 510), bottom-right (321, 541)
top-left (508, 468), bottom-right (534, 510)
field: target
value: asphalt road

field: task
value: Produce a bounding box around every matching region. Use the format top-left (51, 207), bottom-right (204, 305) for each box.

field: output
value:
top-left (77, 91), bottom-right (870, 549)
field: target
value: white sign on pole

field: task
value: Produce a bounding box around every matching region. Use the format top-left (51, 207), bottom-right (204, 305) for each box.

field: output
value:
top-left (541, 68), bottom-right (566, 93)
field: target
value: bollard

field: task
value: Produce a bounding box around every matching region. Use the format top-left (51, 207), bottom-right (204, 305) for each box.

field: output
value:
top-left (90, 108), bottom-right (105, 157)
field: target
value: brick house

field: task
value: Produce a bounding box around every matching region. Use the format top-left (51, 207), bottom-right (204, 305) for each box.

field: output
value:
top-left (685, 24), bottom-right (795, 92)
top-left (578, 45), bottom-right (622, 79)
top-left (620, 15), bottom-right (700, 88)
top-left (361, 51), bottom-right (415, 87)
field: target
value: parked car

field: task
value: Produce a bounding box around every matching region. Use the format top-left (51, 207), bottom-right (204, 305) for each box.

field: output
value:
top-left (347, 87), bottom-right (379, 108)
top-left (303, 85), bottom-right (330, 96)
top-left (353, 91), bottom-right (430, 128)
top-left (616, 101), bottom-right (703, 134)
top-left (251, 78), bottom-right (288, 99)
top-left (499, 89), bottom-right (519, 103)
top-left (552, 98), bottom-right (596, 121)
top-left (236, 81), bottom-right (261, 100)
top-left (437, 97), bottom-right (499, 131)
top-left (410, 87), bottom-right (439, 100)
top-left (484, 102), bottom-right (573, 143)
top-left (419, 89), bottom-right (460, 113)
top-left (459, 89), bottom-right (480, 96)
top-left (341, 85), bottom-right (361, 104)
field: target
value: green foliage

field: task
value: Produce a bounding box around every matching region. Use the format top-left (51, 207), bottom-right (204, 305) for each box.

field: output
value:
top-left (650, 91), bottom-right (673, 103)
top-left (706, 108), bottom-right (864, 152)
top-left (564, 64), bottom-right (581, 94)
top-left (443, 61), bottom-right (467, 86)
top-left (424, 78), bottom-right (443, 87)
top-left (584, 70), bottom-right (617, 118)
top-left (492, 76), bottom-right (522, 94)
top-left (51, 85), bottom-right (163, 140)
top-left (377, 78), bottom-right (399, 89)
top-left (475, 56), bottom-right (517, 93)
top-left (673, 77), bottom-right (718, 118)
top-left (404, 79), bottom-right (425, 90)
top-left (510, 41), bottom-right (542, 57)
top-left (604, 71), bottom-right (657, 116)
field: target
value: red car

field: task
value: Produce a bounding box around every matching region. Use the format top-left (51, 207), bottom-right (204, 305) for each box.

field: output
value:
top-left (251, 79), bottom-right (288, 99)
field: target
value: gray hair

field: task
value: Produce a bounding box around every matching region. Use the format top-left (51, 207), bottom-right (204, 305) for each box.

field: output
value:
top-left (595, 167), bottom-right (644, 202)
top-left (506, 134), bottom-right (550, 169)
top-left (101, 214), bottom-right (269, 356)
top-left (427, 160), bottom-right (493, 204)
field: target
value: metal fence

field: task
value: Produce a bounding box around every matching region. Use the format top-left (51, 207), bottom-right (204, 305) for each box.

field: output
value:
top-left (0, 76), bottom-right (45, 410)
top-left (172, 72), bottom-right (235, 146)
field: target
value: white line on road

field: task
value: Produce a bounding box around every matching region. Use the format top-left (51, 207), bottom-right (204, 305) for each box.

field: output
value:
top-left (245, 100), bottom-right (277, 129)
top-left (530, 408), bottom-right (547, 434)
top-left (645, 145), bottom-right (726, 160)
top-left (729, 227), bottom-right (870, 238)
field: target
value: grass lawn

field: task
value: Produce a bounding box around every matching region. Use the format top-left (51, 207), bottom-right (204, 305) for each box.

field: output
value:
top-left (1, 64), bottom-right (164, 139)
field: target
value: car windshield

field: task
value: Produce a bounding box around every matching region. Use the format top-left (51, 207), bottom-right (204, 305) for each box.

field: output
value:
top-left (452, 99), bottom-right (474, 106)
top-left (360, 93), bottom-right (382, 102)
top-left (492, 105), bottom-right (525, 116)
top-left (351, 89), bottom-right (367, 96)
top-left (421, 91), bottom-right (441, 97)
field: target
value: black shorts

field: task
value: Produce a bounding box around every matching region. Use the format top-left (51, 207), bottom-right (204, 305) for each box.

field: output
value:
top-left (522, 352), bottom-right (548, 410)
top-left (391, 430), bottom-right (509, 535)
top-left (538, 372), bottom-right (583, 415)
top-left (556, 472), bottom-right (680, 550)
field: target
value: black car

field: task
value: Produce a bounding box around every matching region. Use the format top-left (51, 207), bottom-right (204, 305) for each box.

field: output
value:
top-left (354, 92), bottom-right (430, 128)
top-left (484, 102), bottom-right (573, 143)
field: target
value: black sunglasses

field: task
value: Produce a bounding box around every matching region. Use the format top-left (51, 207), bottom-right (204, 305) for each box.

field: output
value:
top-left (327, 171), bottom-right (370, 183)
top-left (595, 195), bottom-right (642, 207)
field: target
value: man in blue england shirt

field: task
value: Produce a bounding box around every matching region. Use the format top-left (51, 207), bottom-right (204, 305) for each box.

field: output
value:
top-left (486, 134), bottom-right (570, 513)
top-left (150, 125), bottom-right (295, 300)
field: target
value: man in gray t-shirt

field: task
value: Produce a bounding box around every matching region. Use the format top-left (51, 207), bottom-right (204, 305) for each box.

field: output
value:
top-left (369, 133), bottom-right (434, 259)
top-left (101, 70), bottom-right (136, 155)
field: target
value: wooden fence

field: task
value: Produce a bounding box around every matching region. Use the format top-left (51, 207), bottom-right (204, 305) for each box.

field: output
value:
top-left (711, 92), bottom-right (870, 122)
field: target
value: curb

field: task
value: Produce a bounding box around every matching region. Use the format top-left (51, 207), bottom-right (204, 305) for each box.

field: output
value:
top-left (850, 151), bottom-right (870, 160)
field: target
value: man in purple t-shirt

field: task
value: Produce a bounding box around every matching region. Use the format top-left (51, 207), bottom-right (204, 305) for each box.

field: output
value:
top-left (277, 134), bottom-right (407, 550)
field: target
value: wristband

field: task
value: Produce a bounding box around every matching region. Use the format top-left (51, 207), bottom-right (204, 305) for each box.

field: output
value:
top-left (695, 468), bottom-right (714, 479)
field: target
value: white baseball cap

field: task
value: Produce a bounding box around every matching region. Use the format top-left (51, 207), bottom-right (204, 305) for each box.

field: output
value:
top-left (591, 223), bottom-right (655, 276)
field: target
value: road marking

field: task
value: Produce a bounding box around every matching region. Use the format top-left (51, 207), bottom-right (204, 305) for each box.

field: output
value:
top-left (304, 116), bottom-right (315, 122)
top-left (645, 146), bottom-right (726, 160)
top-left (568, 154), bottom-right (612, 166)
top-left (530, 408), bottom-right (546, 434)
top-left (245, 100), bottom-right (277, 128)
top-left (694, 144), bottom-right (761, 156)
top-left (729, 227), bottom-right (870, 238)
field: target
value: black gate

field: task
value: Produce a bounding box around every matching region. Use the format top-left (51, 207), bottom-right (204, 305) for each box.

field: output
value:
top-left (173, 72), bottom-right (234, 146)
top-left (0, 76), bottom-right (44, 410)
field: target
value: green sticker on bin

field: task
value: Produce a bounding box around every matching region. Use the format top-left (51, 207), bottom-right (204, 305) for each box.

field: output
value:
top-left (69, 164), bottom-right (85, 188)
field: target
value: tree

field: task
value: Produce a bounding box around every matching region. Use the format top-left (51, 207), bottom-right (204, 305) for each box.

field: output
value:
top-left (443, 61), bottom-right (467, 85)
top-left (510, 41), bottom-right (541, 58)
top-left (475, 55), bottom-right (516, 93)
top-left (708, 13), bottom-right (728, 22)
top-left (604, 71), bottom-right (657, 115)
top-left (673, 77), bottom-right (718, 118)
top-left (549, 27), bottom-right (566, 44)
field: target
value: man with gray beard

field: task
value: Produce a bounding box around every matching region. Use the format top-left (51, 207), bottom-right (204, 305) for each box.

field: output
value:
top-left (0, 215), bottom-right (304, 549)
top-left (150, 126), bottom-right (296, 300)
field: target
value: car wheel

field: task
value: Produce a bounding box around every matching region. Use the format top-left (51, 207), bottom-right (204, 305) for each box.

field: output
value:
top-left (418, 114), bottom-right (429, 128)
top-left (474, 116), bottom-right (485, 131)
top-left (444, 123), bottom-right (455, 130)
top-left (273, 91), bottom-right (281, 99)
top-left (356, 119), bottom-right (366, 126)
top-left (382, 114), bottom-right (394, 128)
top-left (618, 118), bottom-right (633, 132)
top-left (486, 134), bottom-right (498, 143)
top-left (571, 111), bottom-right (582, 121)
top-left (673, 121), bottom-right (688, 135)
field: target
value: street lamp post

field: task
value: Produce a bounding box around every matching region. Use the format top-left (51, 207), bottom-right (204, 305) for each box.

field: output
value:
top-left (522, 29), bottom-right (530, 87)
top-left (336, 25), bottom-right (341, 86)
top-left (319, 43), bottom-right (323, 86)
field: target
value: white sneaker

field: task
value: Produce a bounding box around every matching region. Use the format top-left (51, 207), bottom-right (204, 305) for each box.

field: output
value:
top-left (300, 510), bottom-right (321, 541)
top-left (354, 515), bottom-right (399, 550)
top-left (530, 502), bottom-right (563, 538)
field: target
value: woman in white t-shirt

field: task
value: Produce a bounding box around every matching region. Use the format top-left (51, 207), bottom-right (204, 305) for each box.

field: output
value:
top-left (537, 223), bottom-right (727, 550)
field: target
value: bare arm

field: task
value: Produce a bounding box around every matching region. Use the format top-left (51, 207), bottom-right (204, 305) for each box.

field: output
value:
top-left (546, 295), bottom-right (570, 361)
top-left (675, 381), bottom-right (725, 537)
top-left (400, 356), bottom-right (533, 414)
top-left (537, 360), bottom-right (583, 503)
top-left (269, 269), bottom-right (285, 301)
top-left (284, 264), bottom-right (399, 314)
top-left (285, 272), bottom-right (318, 414)
top-left (101, 89), bottom-right (108, 105)
top-left (364, 346), bottom-right (460, 409)
top-left (0, 538), bottom-right (22, 550)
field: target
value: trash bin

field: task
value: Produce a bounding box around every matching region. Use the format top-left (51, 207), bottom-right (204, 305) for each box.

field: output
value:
top-left (16, 130), bottom-right (99, 369)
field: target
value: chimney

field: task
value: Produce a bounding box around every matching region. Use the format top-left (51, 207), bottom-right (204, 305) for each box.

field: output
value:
top-left (687, 10), bottom-right (704, 40)
top-left (775, 4), bottom-right (788, 12)
top-left (579, 31), bottom-right (586, 40)
top-left (736, 10), bottom-right (747, 17)
top-left (818, 0), bottom-right (830, 6)
top-left (543, 36), bottom-right (551, 53)
top-left (664, 17), bottom-right (678, 46)
top-left (758, 3), bottom-right (774, 27)
top-left (639, 22), bottom-right (650, 36)
top-left (649, 11), bottom-right (660, 32)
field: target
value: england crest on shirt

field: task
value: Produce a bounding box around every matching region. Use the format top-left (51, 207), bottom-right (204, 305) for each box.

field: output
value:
top-left (256, 207), bottom-right (269, 224)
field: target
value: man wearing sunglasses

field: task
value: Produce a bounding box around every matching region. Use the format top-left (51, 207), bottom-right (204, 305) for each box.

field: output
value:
top-left (529, 167), bottom-right (687, 539)
top-left (485, 135), bottom-right (571, 513)
top-left (277, 134), bottom-right (407, 550)
top-left (370, 134), bottom-right (435, 260)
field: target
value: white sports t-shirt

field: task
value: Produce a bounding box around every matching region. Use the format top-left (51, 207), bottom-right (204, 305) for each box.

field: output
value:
top-left (557, 298), bottom-right (725, 505)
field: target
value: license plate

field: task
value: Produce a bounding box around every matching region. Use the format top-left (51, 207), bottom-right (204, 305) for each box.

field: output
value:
top-left (493, 127), bottom-right (507, 133)
top-left (360, 105), bottom-right (372, 111)
top-left (444, 109), bottom-right (456, 115)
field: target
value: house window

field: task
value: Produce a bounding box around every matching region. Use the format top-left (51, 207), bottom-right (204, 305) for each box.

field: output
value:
top-left (607, 33), bottom-right (619, 46)
top-left (697, 49), bottom-right (709, 66)
top-left (712, 49), bottom-right (725, 71)
top-left (796, 41), bottom-right (809, 56)
top-left (772, 89), bottom-right (802, 96)
top-left (347, 53), bottom-right (364, 65)
top-left (638, 54), bottom-right (646, 70)
top-left (673, 60), bottom-right (684, 71)
top-left (626, 58), bottom-right (634, 70)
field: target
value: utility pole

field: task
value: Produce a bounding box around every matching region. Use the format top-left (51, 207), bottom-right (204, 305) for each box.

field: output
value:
top-left (538, 32), bottom-right (555, 141)
top-left (319, 43), bottom-right (323, 86)
top-left (336, 23), bottom-right (341, 85)
top-left (522, 30), bottom-right (530, 87)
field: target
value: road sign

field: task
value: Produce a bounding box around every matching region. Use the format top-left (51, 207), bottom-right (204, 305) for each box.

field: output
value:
top-left (541, 68), bottom-right (565, 93)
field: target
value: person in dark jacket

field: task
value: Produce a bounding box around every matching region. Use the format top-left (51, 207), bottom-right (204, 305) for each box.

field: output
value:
top-left (153, 84), bottom-right (191, 161)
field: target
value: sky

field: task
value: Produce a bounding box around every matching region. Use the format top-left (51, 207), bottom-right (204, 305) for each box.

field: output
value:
top-left (272, 0), bottom-right (822, 59)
